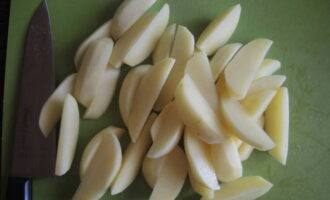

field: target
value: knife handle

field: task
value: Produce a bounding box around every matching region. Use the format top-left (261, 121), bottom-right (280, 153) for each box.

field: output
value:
top-left (6, 177), bottom-right (32, 200)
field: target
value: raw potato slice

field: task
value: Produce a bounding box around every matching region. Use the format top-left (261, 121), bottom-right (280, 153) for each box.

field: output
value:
top-left (189, 170), bottom-right (215, 199)
top-left (111, 113), bottom-right (157, 195)
top-left (147, 102), bottom-right (184, 158)
top-left (55, 94), bottom-right (80, 176)
top-left (185, 51), bottom-right (219, 110)
top-left (196, 4), bottom-right (241, 55)
top-left (239, 143), bottom-right (254, 161)
top-left (128, 58), bottom-right (175, 142)
top-left (39, 74), bottom-right (76, 137)
top-left (154, 25), bottom-right (195, 111)
top-left (142, 156), bottom-right (166, 188)
top-left (153, 24), bottom-right (177, 63)
top-left (149, 146), bottom-right (188, 200)
top-left (210, 43), bottom-right (242, 82)
top-left (224, 39), bottom-right (273, 99)
top-left (175, 75), bottom-right (227, 144)
top-left (111, 0), bottom-right (157, 39)
top-left (247, 75), bottom-right (286, 95)
top-left (73, 132), bottom-right (122, 200)
top-left (256, 59), bottom-right (281, 78)
top-left (265, 87), bottom-right (289, 165)
top-left (80, 126), bottom-right (125, 178)
top-left (119, 65), bottom-right (151, 125)
top-left (231, 135), bottom-right (243, 148)
top-left (110, 4), bottom-right (169, 68)
top-left (74, 38), bottom-right (114, 106)
top-left (220, 94), bottom-right (275, 151)
top-left (184, 129), bottom-right (220, 190)
top-left (211, 138), bottom-right (242, 182)
top-left (241, 90), bottom-right (277, 120)
top-left (74, 19), bottom-right (112, 68)
top-left (84, 67), bottom-right (120, 119)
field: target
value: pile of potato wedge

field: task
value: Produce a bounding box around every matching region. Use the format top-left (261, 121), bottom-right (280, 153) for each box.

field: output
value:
top-left (39, 0), bottom-right (289, 199)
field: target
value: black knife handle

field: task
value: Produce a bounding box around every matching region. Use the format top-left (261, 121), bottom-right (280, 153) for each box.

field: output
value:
top-left (6, 177), bottom-right (32, 200)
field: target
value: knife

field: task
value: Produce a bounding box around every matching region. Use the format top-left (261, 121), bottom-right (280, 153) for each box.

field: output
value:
top-left (6, 1), bottom-right (57, 199)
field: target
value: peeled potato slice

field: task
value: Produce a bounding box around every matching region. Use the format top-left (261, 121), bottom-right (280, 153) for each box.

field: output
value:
top-left (74, 38), bottom-right (114, 107)
top-left (256, 59), bottom-right (281, 78)
top-left (84, 67), bottom-right (120, 119)
top-left (73, 132), bottom-right (122, 200)
top-left (241, 90), bottom-right (277, 120)
top-left (142, 156), bottom-right (166, 188)
top-left (111, 0), bottom-right (157, 39)
top-left (189, 169), bottom-right (215, 199)
top-left (111, 113), bottom-right (157, 195)
top-left (211, 138), bottom-right (242, 182)
top-left (119, 65), bottom-right (151, 125)
top-left (224, 39), bottom-right (273, 99)
top-left (212, 176), bottom-right (273, 200)
top-left (110, 4), bottom-right (169, 68)
top-left (220, 94), bottom-right (275, 151)
top-left (175, 75), bottom-right (227, 144)
top-left (154, 25), bottom-right (195, 111)
top-left (149, 146), bottom-right (188, 200)
top-left (238, 143), bottom-right (254, 161)
top-left (184, 129), bottom-right (220, 190)
top-left (55, 94), bottom-right (80, 176)
top-left (210, 43), bottom-right (242, 81)
top-left (265, 87), bottom-right (289, 165)
top-left (80, 126), bottom-right (125, 178)
top-left (196, 4), bottom-right (241, 55)
top-left (74, 19), bottom-right (112, 68)
top-left (39, 73), bottom-right (76, 137)
top-left (153, 24), bottom-right (177, 63)
top-left (247, 75), bottom-right (286, 96)
top-left (128, 58), bottom-right (175, 142)
top-left (147, 102), bottom-right (183, 158)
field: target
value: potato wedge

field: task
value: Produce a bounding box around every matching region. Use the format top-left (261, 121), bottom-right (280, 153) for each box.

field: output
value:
top-left (142, 156), bottom-right (166, 188)
top-left (256, 59), bottom-right (281, 78)
top-left (84, 67), bottom-right (120, 119)
top-left (39, 73), bottom-right (76, 137)
top-left (175, 75), bottom-right (227, 144)
top-left (196, 4), bottom-right (241, 55)
top-left (55, 94), bottom-right (80, 176)
top-left (147, 102), bottom-right (183, 158)
top-left (224, 39), bottom-right (273, 99)
top-left (265, 87), bottom-right (289, 165)
top-left (154, 25), bottom-right (195, 111)
top-left (74, 19), bottom-right (112, 68)
top-left (184, 129), bottom-right (220, 190)
top-left (239, 143), bottom-right (254, 161)
top-left (149, 146), bottom-right (188, 200)
top-left (189, 169), bottom-right (215, 199)
top-left (119, 65), bottom-right (151, 125)
top-left (74, 38), bottom-right (114, 107)
top-left (128, 58), bottom-right (175, 142)
top-left (153, 24), bottom-right (177, 63)
top-left (210, 43), bottom-right (242, 81)
top-left (111, 0), bottom-right (157, 39)
top-left (73, 132), bottom-right (122, 200)
top-left (247, 75), bottom-right (286, 96)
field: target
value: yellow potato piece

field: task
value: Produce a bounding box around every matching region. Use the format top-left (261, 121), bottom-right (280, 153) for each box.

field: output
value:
top-left (149, 146), bottom-right (188, 200)
top-left (184, 129), bottom-right (220, 190)
top-left (256, 59), bottom-right (281, 78)
top-left (142, 156), bottom-right (166, 188)
top-left (111, 113), bottom-right (157, 195)
top-left (55, 94), bottom-right (80, 176)
top-left (238, 143), bottom-right (254, 162)
top-left (39, 73), bottom-right (76, 137)
top-left (224, 39), bottom-right (273, 99)
top-left (154, 25), bottom-right (195, 111)
top-left (111, 0), bottom-right (157, 39)
top-left (73, 131), bottom-right (122, 200)
top-left (74, 38), bottom-right (114, 107)
top-left (74, 19), bottom-right (112, 68)
top-left (153, 24), bottom-right (177, 63)
top-left (189, 169), bottom-right (215, 199)
top-left (196, 4), bottom-right (241, 55)
top-left (247, 75), bottom-right (286, 96)
top-left (265, 87), bottom-right (289, 165)
top-left (128, 58), bottom-right (175, 142)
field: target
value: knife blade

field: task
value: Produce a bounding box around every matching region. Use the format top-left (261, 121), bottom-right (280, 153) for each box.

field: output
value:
top-left (6, 1), bottom-right (56, 199)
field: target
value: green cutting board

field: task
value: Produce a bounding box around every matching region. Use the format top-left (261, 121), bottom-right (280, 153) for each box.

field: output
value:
top-left (2, 0), bottom-right (330, 199)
